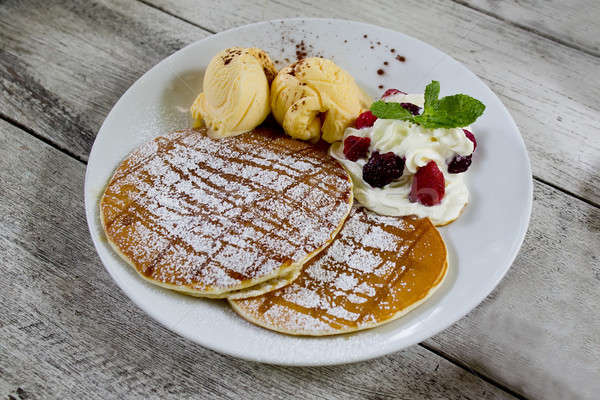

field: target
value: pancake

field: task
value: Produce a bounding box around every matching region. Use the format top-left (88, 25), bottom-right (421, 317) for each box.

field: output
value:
top-left (230, 206), bottom-right (447, 335)
top-left (100, 127), bottom-right (353, 298)
top-left (226, 267), bottom-right (301, 300)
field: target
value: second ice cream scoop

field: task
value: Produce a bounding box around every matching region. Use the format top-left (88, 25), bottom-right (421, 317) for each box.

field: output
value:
top-left (271, 57), bottom-right (371, 143)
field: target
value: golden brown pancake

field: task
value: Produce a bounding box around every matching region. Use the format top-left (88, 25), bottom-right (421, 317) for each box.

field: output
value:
top-left (100, 127), bottom-right (353, 298)
top-left (230, 206), bottom-right (447, 335)
top-left (225, 267), bottom-right (301, 300)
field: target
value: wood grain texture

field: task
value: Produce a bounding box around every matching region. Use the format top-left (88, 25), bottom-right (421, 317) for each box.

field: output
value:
top-left (0, 0), bottom-right (209, 160)
top-left (1, 1), bottom-right (599, 399)
top-left (143, 0), bottom-right (600, 205)
top-left (429, 183), bottom-right (600, 399)
top-left (2, 115), bottom-right (599, 398)
top-left (0, 120), bottom-right (513, 400)
top-left (459, 0), bottom-right (600, 56)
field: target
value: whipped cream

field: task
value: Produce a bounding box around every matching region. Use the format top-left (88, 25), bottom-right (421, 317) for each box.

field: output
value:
top-left (330, 93), bottom-right (474, 226)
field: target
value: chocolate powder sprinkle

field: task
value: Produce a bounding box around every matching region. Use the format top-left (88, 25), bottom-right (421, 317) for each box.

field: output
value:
top-left (263, 67), bottom-right (276, 83)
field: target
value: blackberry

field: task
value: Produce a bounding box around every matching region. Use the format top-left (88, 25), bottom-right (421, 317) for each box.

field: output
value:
top-left (448, 154), bottom-right (472, 174)
top-left (362, 151), bottom-right (404, 188)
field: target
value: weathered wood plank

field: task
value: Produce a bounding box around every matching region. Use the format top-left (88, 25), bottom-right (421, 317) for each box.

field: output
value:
top-left (143, 0), bottom-right (600, 205)
top-left (0, 0), bottom-right (209, 160)
top-left (0, 1), bottom-right (598, 398)
top-left (460, 0), bottom-right (600, 56)
top-left (430, 181), bottom-right (600, 399)
top-left (0, 120), bottom-right (514, 399)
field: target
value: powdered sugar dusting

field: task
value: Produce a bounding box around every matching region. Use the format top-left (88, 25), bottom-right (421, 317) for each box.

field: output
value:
top-left (233, 207), bottom-right (447, 334)
top-left (101, 128), bottom-right (352, 294)
top-left (333, 273), bottom-right (358, 291)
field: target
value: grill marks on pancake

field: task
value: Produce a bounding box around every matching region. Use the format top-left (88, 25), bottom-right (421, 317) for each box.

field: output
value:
top-left (327, 215), bottom-right (433, 324)
top-left (100, 128), bottom-right (352, 294)
top-left (231, 207), bottom-right (447, 334)
top-left (184, 142), bottom-right (345, 232)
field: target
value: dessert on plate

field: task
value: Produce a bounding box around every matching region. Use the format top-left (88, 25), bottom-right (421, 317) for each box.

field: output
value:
top-left (231, 206), bottom-right (447, 336)
top-left (330, 82), bottom-right (484, 226)
top-left (100, 45), bottom-right (485, 336)
top-left (100, 126), bottom-right (353, 298)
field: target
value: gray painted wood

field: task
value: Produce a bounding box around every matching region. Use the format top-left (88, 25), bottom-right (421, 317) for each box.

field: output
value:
top-left (0, 0), bottom-right (209, 160)
top-left (2, 121), bottom-right (599, 399)
top-left (461, 0), bottom-right (600, 56)
top-left (429, 182), bottom-right (600, 399)
top-left (143, 0), bottom-right (600, 205)
top-left (0, 0), bottom-right (598, 399)
top-left (0, 119), bottom-right (514, 400)
top-left (1, 1), bottom-right (600, 206)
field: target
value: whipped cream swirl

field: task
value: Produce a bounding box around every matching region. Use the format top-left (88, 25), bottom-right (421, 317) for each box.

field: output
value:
top-left (330, 93), bottom-right (474, 226)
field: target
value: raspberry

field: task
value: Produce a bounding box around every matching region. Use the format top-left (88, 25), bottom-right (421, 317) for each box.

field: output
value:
top-left (409, 161), bottom-right (445, 206)
top-left (448, 154), bottom-right (472, 174)
top-left (343, 135), bottom-right (371, 161)
top-left (400, 103), bottom-right (421, 115)
top-left (463, 129), bottom-right (477, 151)
top-left (362, 151), bottom-right (405, 188)
top-left (382, 88), bottom-right (407, 98)
top-left (355, 111), bottom-right (377, 129)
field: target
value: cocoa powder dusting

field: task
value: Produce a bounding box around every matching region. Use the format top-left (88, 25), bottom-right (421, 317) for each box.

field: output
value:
top-left (221, 48), bottom-right (242, 66)
top-left (295, 40), bottom-right (308, 59)
top-left (277, 34), bottom-right (321, 63)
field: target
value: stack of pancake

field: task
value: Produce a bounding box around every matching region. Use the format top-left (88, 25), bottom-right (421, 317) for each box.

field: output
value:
top-left (100, 126), bottom-right (448, 336)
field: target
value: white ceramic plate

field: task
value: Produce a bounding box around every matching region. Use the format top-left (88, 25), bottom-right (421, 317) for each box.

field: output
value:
top-left (85, 18), bottom-right (532, 366)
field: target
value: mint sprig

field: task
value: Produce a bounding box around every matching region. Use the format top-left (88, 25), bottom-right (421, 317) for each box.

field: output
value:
top-left (370, 101), bottom-right (413, 120)
top-left (370, 81), bottom-right (485, 129)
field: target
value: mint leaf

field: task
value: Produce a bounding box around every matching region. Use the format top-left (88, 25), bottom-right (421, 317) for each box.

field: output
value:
top-left (423, 80), bottom-right (440, 110)
top-left (414, 93), bottom-right (485, 129)
top-left (370, 101), bottom-right (414, 120)
top-left (369, 81), bottom-right (485, 129)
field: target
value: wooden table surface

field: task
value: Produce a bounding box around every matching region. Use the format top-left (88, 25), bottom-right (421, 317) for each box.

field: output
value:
top-left (1, 1), bottom-right (599, 399)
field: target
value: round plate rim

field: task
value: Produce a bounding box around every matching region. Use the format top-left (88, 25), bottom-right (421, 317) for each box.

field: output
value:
top-left (85, 17), bottom-right (533, 366)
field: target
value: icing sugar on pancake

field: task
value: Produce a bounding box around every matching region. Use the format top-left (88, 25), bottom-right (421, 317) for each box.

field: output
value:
top-left (230, 206), bottom-right (447, 335)
top-left (100, 127), bottom-right (353, 298)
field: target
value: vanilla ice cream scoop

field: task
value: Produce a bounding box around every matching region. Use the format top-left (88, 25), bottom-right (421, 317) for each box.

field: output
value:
top-left (271, 58), bottom-right (371, 143)
top-left (190, 47), bottom-right (277, 138)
